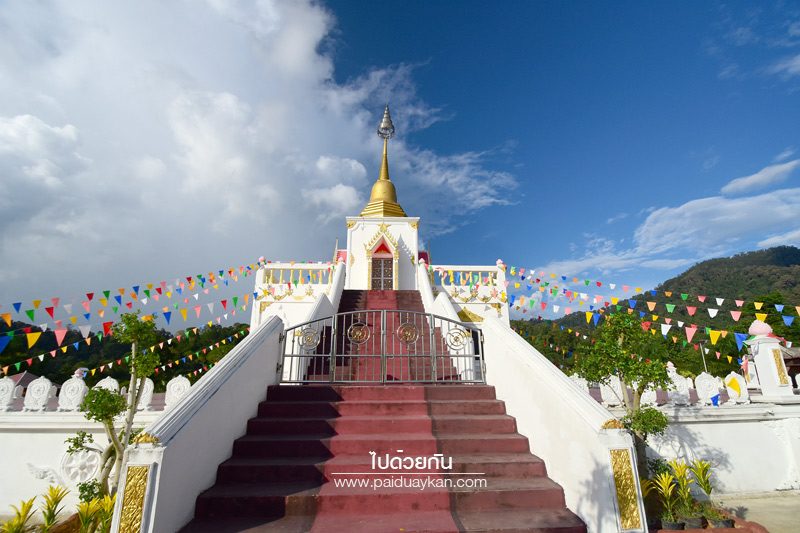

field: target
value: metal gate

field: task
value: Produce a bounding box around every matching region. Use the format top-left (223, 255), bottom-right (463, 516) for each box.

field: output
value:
top-left (280, 310), bottom-right (484, 384)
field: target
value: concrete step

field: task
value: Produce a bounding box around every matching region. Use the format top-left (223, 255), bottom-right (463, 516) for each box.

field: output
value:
top-left (257, 399), bottom-right (508, 417)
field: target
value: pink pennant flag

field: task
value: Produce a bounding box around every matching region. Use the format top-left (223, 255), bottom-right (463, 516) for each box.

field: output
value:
top-left (81, 301), bottom-right (91, 313)
top-left (686, 306), bottom-right (697, 316)
top-left (51, 297), bottom-right (60, 307)
top-left (697, 295), bottom-right (706, 302)
top-left (730, 310), bottom-right (741, 322)
top-left (685, 326), bottom-right (697, 343)
top-left (54, 328), bottom-right (68, 346)
top-left (194, 305), bottom-right (201, 318)
top-left (735, 300), bottom-right (744, 308)
top-left (622, 285), bottom-right (630, 292)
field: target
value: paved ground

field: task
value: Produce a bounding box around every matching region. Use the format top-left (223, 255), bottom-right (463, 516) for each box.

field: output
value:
top-left (716, 490), bottom-right (800, 533)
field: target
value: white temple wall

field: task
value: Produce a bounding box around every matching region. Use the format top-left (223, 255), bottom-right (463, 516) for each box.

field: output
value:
top-left (646, 405), bottom-right (800, 493)
top-left (0, 411), bottom-right (161, 515)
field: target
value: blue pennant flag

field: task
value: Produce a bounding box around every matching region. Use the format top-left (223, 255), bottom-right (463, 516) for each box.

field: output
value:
top-left (0, 336), bottom-right (11, 355)
top-left (734, 332), bottom-right (748, 351)
top-left (711, 394), bottom-right (720, 406)
top-left (163, 311), bottom-right (172, 325)
top-left (783, 315), bottom-right (794, 326)
top-left (12, 302), bottom-right (21, 313)
top-left (593, 313), bottom-right (601, 326)
top-left (629, 299), bottom-right (637, 308)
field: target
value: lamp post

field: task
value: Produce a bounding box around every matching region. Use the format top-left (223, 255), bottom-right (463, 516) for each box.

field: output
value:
top-left (698, 340), bottom-right (709, 373)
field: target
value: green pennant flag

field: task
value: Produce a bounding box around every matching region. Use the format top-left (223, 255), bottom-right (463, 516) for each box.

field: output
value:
top-left (682, 340), bottom-right (687, 347)
top-left (112, 306), bottom-right (118, 313)
top-left (103, 290), bottom-right (111, 299)
top-left (232, 297), bottom-right (239, 307)
top-left (125, 356), bottom-right (130, 362)
top-left (584, 279), bottom-right (590, 286)
top-left (96, 333), bottom-right (103, 341)
top-left (704, 327), bottom-right (711, 335)
top-left (666, 303), bottom-right (676, 313)
top-left (25, 309), bottom-right (35, 321)
top-left (7, 331), bottom-right (14, 339)
top-left (144, 289), bottom-right (150, 298)
top-left (680, 293), bottom-right (688, 301)
top-left (616, 305), bottom-right (622, 311)
top-left (15, 362), bottom-right (21, 371)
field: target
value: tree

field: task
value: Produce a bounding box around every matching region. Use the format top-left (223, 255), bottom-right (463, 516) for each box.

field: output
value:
top-left (576, 311), bottom-right (671, 476)
top-left (71, 311), bottom-right (160, 496)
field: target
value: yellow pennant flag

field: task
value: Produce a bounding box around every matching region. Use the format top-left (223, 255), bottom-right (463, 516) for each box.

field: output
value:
top-left (754, 302), bottom-right (763, 310)
top-left (1, 313), bottom-right (10, 327)
top-left (585, 312), bottom-right (593, 324)
top-left (611, 297), bottom-right (619, 305)
top-left (727, 356), bottom-right (732, 363)
top-left (32, 299), bottom-right (42, 309)
top-left (726, 376), bottom-right (741, 396)
top-left (709, 330), bottom-right (721, 345)
top-left (26, 332), bottom-right (42, 349)
top-left (61, 346), bottom-right (68, 353)
top-left (180, 309), bottom-right (188, 321)
top-left (755, 313), bottom-right (768, 322)
top-left (91, 369), bottom-right (96, 376)
top-left (652, 315), bottom-right (659, 321)
top-left (70, 316), bottom-right (78, 324)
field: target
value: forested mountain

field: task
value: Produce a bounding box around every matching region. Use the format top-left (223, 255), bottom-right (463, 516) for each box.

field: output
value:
top-left (513, 246), bottom-right (800, 378)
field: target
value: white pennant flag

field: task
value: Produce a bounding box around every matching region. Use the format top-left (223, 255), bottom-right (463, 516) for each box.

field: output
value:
top-left (707, 308), bottom-right (718, 318)
top-left (207, 303), bottom-right (214, 314)
top-left (678, 321), bottom-right (684, 328)
top-left (167, 338), bottom-right (173, 345)
top-left (141, 298), bottom-right (148, 305)
top-left (39, 323), bottom-right (49, 332)
top-left (661, 324), bottom-right (672, 336)
top-left (609, 283), bottom-right (616, 289)
top-left (38, 354), bottom-right (45, 361)
top-left (63, 304), bottom-right (73, 313)
top-left (553, 305), bottom-right (560, 313)
top-left (79, 325), bottom-right (91, 338)
top-left (224, 313), bottom-right (228, 320)
top-left (716, 298), bottom-right (724, 306)
top-left (193, 294), bottom-right (199, 301)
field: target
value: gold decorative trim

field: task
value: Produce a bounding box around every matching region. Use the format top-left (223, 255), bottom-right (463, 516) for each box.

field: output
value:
top-left (131, 432), bottom-right (160, 445)
top-left (601, 419), bottom-right (625, 430)
top-left (609, 448), bottom-right (643, 530)
top-left (772, 348), bottom-right (790, 385)
top-left (457, 308), bottom-right (484, 323)
top-left (364, 223), bottom-right (398, 251)
top-left (346, 220), bottom-right (356, 229)
top-left (410, 221), bottom-right (418, 230)
top-left (119, 465), bottom-right (149, 533)
top-left (349, 253), bottom-right (355, 267)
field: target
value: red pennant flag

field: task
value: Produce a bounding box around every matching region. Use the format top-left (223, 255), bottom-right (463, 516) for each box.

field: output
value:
top-left (102, 321), bottom-right (114, 336)
top-left (45, 306), bottom-right (55, 318)
top-left (86, 292), bottom-right (94, 301)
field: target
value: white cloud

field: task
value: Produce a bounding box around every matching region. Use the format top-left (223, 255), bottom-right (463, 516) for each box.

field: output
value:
top-left (0, 0), bottom-right (515, 303)
top-left (606, 212), bottom-right (628, 224)
top-left (758, 227), bottom-right (800, 248)
top-left (774, 147), bottom-right (796, 162)
top-left (539, 187), bottom-right (800, 277)
top-left (720, 159), bottom-right (800, 195)
top-left (768, 53), bottom-right (800, 78)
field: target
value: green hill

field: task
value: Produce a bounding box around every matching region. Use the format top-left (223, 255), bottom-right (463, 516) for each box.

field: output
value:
top-left (513, 246), bottom-right (800, 378)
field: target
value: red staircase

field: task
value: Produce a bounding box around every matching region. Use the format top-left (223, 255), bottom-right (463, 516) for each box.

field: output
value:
top-left (180, 385), bottom-right (586, 532)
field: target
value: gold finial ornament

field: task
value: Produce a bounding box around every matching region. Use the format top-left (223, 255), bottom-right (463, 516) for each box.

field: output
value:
top-left (359, 105), bottom-right (407, 218)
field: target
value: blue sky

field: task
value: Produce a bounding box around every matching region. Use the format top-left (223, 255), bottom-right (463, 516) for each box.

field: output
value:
top-left (1, 1), bottom-right (799, 323)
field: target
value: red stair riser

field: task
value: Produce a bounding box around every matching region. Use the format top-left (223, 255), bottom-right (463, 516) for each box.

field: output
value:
top-left (454, 485), bottom-right (566, 511)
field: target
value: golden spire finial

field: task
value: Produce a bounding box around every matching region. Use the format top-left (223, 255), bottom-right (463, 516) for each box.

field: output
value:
top-left (359, 105), bottom-right (407, 218)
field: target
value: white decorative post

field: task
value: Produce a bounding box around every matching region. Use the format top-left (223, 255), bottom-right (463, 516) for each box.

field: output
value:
top-left (600, 374), bottom-right (623, 406)
top-left (165, 375), bottom-right (192, 408)
top-left (666, 362), bottom-right (690, 405)
top-left (694, 372), bottom-right (721, 405)
top-left (23, 376), bottom-right (54, 411)
top-left (136, 378), bottom-right (155, 411)
top-left (94, 376), bottom-right (120, 393)
top-left (744, 320), bottom-right (796, 400)
top-left (569, 374), bottom-right (590, 395)
top-left (0, 376), bottom-right (16, 411)
top-left (58, 370), bottom-right (89, 411)
top-left (724, 372), bottom-right (750, 404)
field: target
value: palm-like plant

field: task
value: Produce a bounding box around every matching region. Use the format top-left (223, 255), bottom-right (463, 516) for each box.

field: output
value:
top-left (40, 485), bottom-right (69, 532)
top-left (652, 472), bottom-right (678, 521)
top-left (96, 495), bottom-right (116, 533)
top-left (0, 498), bottom-right (37, 533)
top-left (668, 459), bottom-right (695, 513)
top-left (690, 459), bottom-right (713, 497)
top-left (77, 499), bottom-right (100, 533)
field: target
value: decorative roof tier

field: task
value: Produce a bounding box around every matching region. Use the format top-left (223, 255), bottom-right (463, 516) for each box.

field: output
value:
top-left (359, 105), bottom-right (408, 218)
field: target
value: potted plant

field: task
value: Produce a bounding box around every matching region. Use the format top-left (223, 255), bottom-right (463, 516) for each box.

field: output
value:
top-left (653, 472), bottom-right (684, 530)
top-left (689, 459), bottom-right (734, 528)
top-left (669, 459), bottom-right (702, 528)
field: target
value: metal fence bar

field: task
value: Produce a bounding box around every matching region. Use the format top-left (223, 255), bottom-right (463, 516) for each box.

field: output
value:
top-left (280, 310), bottom-right (485, 384)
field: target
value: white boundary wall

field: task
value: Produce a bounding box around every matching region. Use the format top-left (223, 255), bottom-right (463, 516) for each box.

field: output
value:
top-left (646, 404), bottom-right (800, 493)
top-left (110, 316), bottom-right (284, 533)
